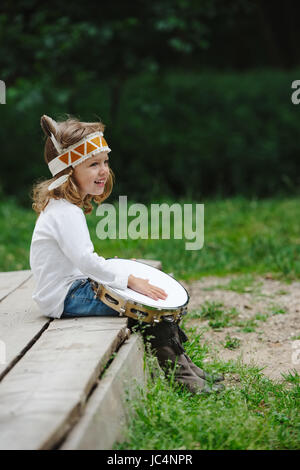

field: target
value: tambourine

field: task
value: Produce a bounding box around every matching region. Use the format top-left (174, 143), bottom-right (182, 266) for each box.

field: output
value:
top-left (90, 258), bottom-right (189, 324)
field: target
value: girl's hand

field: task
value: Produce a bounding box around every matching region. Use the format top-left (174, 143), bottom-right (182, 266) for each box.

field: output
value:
top-left (128, 274), bottom-right (168, 301)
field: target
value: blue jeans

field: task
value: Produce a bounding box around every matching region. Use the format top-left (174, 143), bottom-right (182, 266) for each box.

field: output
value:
top-left (61, 278), bottom-right (120, 318)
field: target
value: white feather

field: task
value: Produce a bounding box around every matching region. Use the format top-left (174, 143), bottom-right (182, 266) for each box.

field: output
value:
top-left (48, 174), bottom-right (69, 191)
top-left (50, 132), bottom-right (63, 154)
top-left (44, 115), bottom-right (62, 154)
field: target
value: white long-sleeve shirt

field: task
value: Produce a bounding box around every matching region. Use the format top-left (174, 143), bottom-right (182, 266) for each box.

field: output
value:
top-left (30, 198), bottom-right (129, 318)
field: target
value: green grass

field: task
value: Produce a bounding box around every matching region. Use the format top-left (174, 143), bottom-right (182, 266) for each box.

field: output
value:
top-left (236, 318), bottom-right (258, 333)
top-left (270, 306), bottom-right (287, 315)
top-left (0, 198), bottom-right (37, 271)
top-left (189, 301), bottom-right (239, 330)
top-left (188, 301), bottom-right (272, 333)
top-left (254, 313), bottom-right (268, 322)
top-left (223, 334), bottom-right (241, 350)
top-left (202, 274), bottom-right (264, 294)
top-left (115, 327), bottom-right (300, 450)
top-left (1, 195), bottom-right (300, 281)
top-left (2, 195), bottom-right (299, 449)
top-left (276, 290), bottom-right (289, 295)
top-left (188, 300), bottom-right (288, 333)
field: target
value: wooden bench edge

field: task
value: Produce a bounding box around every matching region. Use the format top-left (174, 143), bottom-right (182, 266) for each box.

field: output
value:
top-left (59, 333), bottom-right (146, 450)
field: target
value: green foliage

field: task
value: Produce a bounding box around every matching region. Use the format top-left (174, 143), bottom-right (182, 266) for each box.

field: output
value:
top-left (1, 69), bottom-right (300, 206)
top-left (0, 198), bottom-right (36, 271)
top-left (113, 68), bottom-right (300, 202)
top-left (0, 0), bottom-right (215, 86)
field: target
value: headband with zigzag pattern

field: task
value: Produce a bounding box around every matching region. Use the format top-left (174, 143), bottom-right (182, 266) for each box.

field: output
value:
top-left (47, 131), bottom-right (111, 191)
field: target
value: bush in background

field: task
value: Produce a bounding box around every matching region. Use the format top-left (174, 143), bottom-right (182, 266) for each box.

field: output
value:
top-left (1, 69), bottom-right (300, 207)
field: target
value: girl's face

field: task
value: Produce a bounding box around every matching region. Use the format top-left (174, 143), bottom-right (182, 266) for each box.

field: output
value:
top-left (72, 152), bottom-right (110, 198)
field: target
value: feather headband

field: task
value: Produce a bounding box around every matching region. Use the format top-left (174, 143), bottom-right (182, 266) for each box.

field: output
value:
top-left (48, 131), bottom-right (111, 191)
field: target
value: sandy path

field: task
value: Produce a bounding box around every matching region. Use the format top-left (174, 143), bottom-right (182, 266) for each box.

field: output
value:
top-left (181, 275), bottom-right (300, 381)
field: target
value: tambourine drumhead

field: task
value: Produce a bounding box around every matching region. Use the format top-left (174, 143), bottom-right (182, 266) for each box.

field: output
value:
top-left (104, 258), bottom-right (189, 309)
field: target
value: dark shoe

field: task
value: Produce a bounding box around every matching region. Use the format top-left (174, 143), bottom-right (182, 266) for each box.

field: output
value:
top-left (175, 323), bottom-right (225, 383)
top-left (155, 345), bottom-right (212, 395)
top-left (127, 318), bottom-right (224, 394)
top-left (183, 354), bottom-right (225, 383)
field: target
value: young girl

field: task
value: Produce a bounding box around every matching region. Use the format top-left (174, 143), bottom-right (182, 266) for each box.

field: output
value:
top-left (30, 114), bottom-right (224, 395)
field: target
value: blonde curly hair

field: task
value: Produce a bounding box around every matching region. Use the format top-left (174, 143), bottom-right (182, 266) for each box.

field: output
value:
top-left (31, 114), bottom-right (115, 215)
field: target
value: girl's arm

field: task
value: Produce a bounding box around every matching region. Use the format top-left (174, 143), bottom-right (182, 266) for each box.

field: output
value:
top-left (51, 204), bottom-right (128, 290)
top-left (51, 203), bottom-right (167, 300)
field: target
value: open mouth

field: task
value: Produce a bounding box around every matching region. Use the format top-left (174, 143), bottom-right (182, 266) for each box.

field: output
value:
top-left (94, 180), bottom-right (106, 186)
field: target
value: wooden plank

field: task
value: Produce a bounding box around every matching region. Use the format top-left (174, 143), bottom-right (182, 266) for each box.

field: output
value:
top-left (0, 262), bottom-right (161, 378)
top-left (0, 276), bottom-right (50, 379)
top-left (0, 316), bottom-right (128, 450)
top-left (0, 270), bottom-right (32, 302)
top-left (60, 333), bottom-right (146, 450)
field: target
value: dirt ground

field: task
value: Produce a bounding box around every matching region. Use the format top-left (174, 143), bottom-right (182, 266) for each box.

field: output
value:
top-left (182, 274), bottom-right (300, 382)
